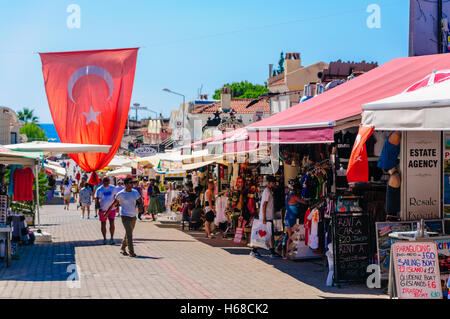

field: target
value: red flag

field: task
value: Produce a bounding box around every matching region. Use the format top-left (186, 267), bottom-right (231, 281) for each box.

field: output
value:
top-left (346, 126), bottom-right (374, 183)
top-left (40, 48), bottom-right (138, 179)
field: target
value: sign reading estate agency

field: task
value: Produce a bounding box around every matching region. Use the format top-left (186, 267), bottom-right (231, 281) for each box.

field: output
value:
top-left (404, 131), bottom-right (441, 221)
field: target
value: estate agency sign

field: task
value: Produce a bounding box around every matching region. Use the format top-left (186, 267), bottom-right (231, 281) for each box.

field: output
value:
top-left (404, 131), bottom-right (441, 221)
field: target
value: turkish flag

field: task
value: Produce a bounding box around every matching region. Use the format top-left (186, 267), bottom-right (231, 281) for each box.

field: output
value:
top-left (346, 126), bottom-right (374, 183)
top-left (40, 48), bottom-right (138, 184)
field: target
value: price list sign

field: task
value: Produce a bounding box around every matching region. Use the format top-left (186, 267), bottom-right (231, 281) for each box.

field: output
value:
top-left (333, 213), bottom-right (370, 283)
top-left (392, 242), bottom-right (442, 299)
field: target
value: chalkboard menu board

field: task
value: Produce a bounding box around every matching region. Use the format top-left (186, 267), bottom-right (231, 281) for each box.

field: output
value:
top-left (391, 241), bottom-right (442, 299)
top-left (333, 212), bottom-right (371, 284)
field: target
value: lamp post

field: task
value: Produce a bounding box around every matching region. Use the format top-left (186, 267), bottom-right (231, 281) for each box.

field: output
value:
top-left (163, 88), bottom-right (186, 145)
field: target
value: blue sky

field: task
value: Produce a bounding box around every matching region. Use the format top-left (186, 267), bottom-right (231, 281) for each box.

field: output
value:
top-left (0, 0), bottom-right (409, 124)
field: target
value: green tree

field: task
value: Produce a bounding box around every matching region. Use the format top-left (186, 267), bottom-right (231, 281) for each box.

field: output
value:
top-left (213, 81), bottom-right (269, 100)
top-left (20, 123), bottom-right (47, 142)
top-left (17, 107), bottom-right (39, 124)
top-left (273, 51), bottom-right (285, 76)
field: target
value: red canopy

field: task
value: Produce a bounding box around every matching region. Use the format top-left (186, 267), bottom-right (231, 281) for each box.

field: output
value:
top-left (248, 53), bottom-right (450, 143)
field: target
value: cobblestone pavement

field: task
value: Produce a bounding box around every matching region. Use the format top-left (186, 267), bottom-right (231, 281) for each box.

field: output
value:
top-left (0, 204), bottom-right (388, 299)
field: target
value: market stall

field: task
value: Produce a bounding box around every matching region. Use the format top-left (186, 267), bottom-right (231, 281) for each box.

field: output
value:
top-left (0, 147), bottom-right (42, 266)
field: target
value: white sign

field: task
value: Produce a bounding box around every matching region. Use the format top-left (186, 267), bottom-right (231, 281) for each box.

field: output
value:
top-left (134, 145), bottom-right (157, 157)
top-left (392, 241), bottom-right (442, 299)
top-left (404, 131), bottom-right (441, 221)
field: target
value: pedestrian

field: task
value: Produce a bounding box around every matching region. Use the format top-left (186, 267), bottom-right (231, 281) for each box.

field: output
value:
top-left (147, 179), bottom-right (163, 221)
top-left (76, 171), bottom-right (81, 184)
top-left (95, 177), bottom-right (119, 245)
top-left (93, 180), bottom-right (102, 218)
top-left (139, 181), bottom-right (149, 216)
top-left (79, 182), bottom-right (93, 219)
top-left (72, 181), bottom-right (79, 202)
top-left (204, 180), bottom-right (216, 239)
top-left (116, 179), bottom-right (125, 193)
top-left (62, 179), bottom-right (72, 210)
top-left (250, 175), bottom-right (278, 259)
top-left (283, 180), bottom-right (308, 260)
top-left (104, 177), bottom-right (143, 258)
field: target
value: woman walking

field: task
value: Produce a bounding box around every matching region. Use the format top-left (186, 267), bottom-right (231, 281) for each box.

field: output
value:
top-left (62, 179), bottom-right (72, 211)
top-left (204, 180), bottom-right (216, 239)
top-left (147, 179), bottom-right (163, 221)
top-left (142, 181), bottom-right (150, 213)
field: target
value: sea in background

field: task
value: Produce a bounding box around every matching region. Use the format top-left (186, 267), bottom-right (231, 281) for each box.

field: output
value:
top-left (39, 123), bottom-right (60, 142)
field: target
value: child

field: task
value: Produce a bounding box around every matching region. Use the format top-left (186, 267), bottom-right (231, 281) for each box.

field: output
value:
top-left (79, 182), bottom-right (93, 219)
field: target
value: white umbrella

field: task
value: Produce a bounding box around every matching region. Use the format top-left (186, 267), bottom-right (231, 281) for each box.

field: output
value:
top-left (362, 78), bottom-right (450, 130)
top-left (106, 155), bottom-right (134, 168)
top-left (4, 141), bottom-right (111, 155)
top-left (43, 163), bottom-right (66, 176)
top-left (106, 166), bottom-right (132, 177)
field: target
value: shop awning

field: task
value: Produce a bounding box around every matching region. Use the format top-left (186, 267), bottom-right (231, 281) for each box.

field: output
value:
top-left (362, 77), bottom-right (450, 130)
top-left (4, 141), bottom-right (111, 155)
top-left (0, 147), bottom-right (40, 165)
top-left (248, 53), bottom-right (450, 142)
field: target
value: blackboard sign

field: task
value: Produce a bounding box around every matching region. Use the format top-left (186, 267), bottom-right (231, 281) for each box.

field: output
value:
top-left (333, 212), bottom-right (371, 283)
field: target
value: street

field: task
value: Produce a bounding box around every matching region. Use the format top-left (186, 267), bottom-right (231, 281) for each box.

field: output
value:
top-left (0, 204), bottom-right (387, 299)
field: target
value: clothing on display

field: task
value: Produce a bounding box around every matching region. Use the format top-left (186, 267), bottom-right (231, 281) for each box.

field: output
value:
top-left (13, 167), bottom-right (34, 202)
top-left (215, 195), bottom-right (229, 224)
top-left (8, 165), bottom-right (22, 197)
top-left (385, 185), bottom-right (400, 216)
top-left (335, 131), bottom-right (357, 159)
top-left (372, 131), bottom-right (390, 157)
top-left (301, 166), bottom-right (329, 200)
top-left (305, 208), bottom-right (320, 250)
top-left (377, 132), bottom-right (400, 170)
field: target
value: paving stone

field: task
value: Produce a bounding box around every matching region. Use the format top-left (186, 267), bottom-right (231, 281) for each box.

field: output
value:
top-left (0, 204), bottom-right (387, 299)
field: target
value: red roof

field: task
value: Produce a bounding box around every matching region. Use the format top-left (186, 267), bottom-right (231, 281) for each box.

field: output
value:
top-left (268, 78), bottom-right (285, 87)
top-left (250, 53), bottom-right (450, 130)
top-left (191, 99), bottom-right (270, 115)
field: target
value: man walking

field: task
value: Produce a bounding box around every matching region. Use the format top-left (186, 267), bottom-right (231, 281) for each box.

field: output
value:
top-left (250, 175), bottom-right (278, 259)
top-left (95, 177), bottom-right (118, 245)
top-left (105, 177), bottom-right (143, 258)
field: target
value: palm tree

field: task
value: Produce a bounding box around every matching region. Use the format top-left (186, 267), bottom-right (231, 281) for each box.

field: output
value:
top-left (17, 107), bottom-right (39, 124)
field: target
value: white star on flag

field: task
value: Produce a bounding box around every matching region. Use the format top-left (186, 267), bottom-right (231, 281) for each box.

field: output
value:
top-left (82, 106), bottom-right (101, 125)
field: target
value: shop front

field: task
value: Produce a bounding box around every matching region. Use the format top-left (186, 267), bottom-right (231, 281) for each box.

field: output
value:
top-left (362, 73), bottom-right (450, 295)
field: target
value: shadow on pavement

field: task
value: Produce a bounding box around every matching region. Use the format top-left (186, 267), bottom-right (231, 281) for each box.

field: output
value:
top-left (0, 239), bottom-right (161, 282)
top-left (181, 229), bottom-right (387, 298)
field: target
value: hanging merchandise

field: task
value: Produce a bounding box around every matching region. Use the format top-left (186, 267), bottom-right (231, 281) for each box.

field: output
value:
top-left (39, 48), bottom-right (139, 185)
top-left (13, 168), bottom-right (34, 202)
top-left (8, 165), bottom-right (22, 197)
top-left (233, 217), bottom-right (247, 244)
top-left (377, 132), bottom-right (401, 171)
